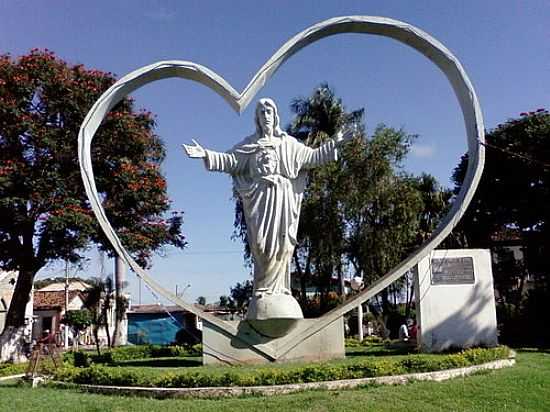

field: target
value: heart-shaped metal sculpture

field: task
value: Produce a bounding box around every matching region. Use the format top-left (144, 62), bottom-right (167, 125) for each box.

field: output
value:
top-left (79, 16), bottom-right (484, 361)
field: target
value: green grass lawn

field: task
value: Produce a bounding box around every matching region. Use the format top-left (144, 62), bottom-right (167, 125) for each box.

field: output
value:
top-left (0, 349), bottom-right (548, 411)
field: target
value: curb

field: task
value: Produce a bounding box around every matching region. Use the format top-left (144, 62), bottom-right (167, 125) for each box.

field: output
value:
top-left (0, 374), bottom-right (25, 382)
top-left (51, 355), bottom-right (516, 399)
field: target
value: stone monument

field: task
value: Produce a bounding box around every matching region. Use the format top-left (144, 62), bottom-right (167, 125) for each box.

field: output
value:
top-left (414, 249), bottom-right (498, 352)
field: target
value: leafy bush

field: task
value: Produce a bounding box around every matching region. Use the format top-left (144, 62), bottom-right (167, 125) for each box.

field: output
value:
top-left (64, 344), bottom-right (200, 367)
top-left (345, 335), bottom-right (386, 347)
top-left (0, 361), bottom-right (27, 377)
top-left (55, 346), bottom-right (511, 388)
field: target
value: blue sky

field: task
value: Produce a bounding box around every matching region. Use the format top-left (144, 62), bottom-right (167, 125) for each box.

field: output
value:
top-left (1, 1), bottom-right (548, 304)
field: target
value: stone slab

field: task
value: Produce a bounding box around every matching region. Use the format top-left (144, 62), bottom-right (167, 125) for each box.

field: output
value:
top-left (415, 249), bottom-right (498, 352)
top-left (202, 318), bottom-right (345, 365)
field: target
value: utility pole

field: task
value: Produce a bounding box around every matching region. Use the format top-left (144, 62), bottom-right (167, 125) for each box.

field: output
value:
top-left (64, 261), bottom-right (69, 349)
top-left (357, 303), bottom-right (364, 341)
top-left (350, 275), bottom-right (365, 342)
top-left (113, 255), bottom-right (127, 346)
top-left (176, 284), bottom-right (191, 298)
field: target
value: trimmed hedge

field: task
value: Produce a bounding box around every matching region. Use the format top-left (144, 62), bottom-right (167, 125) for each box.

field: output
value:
top-left (55, 346), bottom-right (511, 388)
top-left (345, 336), bottom-right (386, 347)
top-left (65, 344), bottom-right (202, 367)
top-left (0, 361), bottom-right (27, 377)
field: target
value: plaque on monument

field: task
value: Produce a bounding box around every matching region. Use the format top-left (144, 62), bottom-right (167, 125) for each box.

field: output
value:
top-left (430, 257), bottom-right (475, 285)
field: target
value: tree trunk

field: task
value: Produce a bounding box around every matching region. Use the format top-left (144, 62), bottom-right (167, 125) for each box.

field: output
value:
top-left (303, 248), bottom-right (312, 307)
top-left (337, 262), bottom-right (345, 298)
top-left (381, 289), bottom-right (391, 315)
top-left (103, 308), bottom-right (111, 348)
top-left (0, 267), bottom-right (37, 362)
top-left (405, 273), bottom-right (415, 320)
top-left (0, 326), bottom-right (28, 363)
top-left (292, 249), bottom-right (305, 305)
top-left (93, 325), bottom-right (101, 356)
top-left (112, 255), bottom-right (126, 346)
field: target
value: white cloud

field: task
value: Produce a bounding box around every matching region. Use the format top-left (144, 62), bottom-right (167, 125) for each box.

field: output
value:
top-left (411, 144), bottom-right (436, 158)
top-left (143, 7), bottom-right (176, 22)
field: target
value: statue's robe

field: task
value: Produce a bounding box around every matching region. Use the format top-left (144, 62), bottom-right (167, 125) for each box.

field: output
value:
top-left (204, 133), bottom-right (338, 295)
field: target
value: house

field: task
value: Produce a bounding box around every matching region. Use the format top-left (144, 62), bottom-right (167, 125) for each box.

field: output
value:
top-left (32, 279), bottom-right (125, 346)
top-left (0, 271), bottom-right (33, 337)
top-left (32, 288), bottom-right (87, 342)
top-left (36, 280), bottom-right (92, 292)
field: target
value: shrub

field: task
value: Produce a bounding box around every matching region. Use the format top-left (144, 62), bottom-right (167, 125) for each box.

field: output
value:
top-left (54, 346), bottom-right (511, 388)
top-left (65, 344), bottom-right (200, 367)
top-left (345, 335), bottom-right (386, 348)
top-left (0, 361), bottom-right (27, 377)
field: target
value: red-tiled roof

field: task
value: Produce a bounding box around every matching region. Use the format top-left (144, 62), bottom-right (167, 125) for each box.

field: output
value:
top-left (33, 290), bottom-right (84, 311)
top-left (128, 303), bottom-right (231, 314)
top-left (128, 304), bottom-right (188, 314)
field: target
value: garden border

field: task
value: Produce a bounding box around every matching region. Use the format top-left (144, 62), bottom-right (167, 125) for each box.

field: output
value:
top-left (49, 353), bottom-right (515, 399)
top-left (0, 373), bottom-right (25, 382)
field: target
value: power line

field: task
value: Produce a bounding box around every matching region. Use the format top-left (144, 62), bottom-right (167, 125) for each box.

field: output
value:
top-left (478, 139), bottom-right (550, 171)
top-left (183, 250), bottom-right (242, 255)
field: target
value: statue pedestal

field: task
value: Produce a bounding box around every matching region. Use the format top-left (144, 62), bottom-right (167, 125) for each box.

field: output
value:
top-left (202, 318), bottom-right (345, 365)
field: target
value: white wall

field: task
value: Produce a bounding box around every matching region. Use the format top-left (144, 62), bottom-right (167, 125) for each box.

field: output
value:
top-left (415, 249), bottom-right (498, 352)
top-left (0, 271), bottom-right (33, 340)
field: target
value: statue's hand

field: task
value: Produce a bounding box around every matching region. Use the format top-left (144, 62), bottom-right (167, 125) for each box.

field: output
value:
top-left (334, 125), bottom-right (357, 145)
top-left (182, 139), bottom-right (206, 159)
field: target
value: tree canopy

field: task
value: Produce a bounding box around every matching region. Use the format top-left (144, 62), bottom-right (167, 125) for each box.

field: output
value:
top-left (0, 50), bottom-right (186, 356)
top-left (452, 108), bottom-right (549, 345)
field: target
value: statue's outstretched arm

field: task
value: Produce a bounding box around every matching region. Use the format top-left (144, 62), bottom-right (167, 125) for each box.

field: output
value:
top-left (301, 125), bottom-right (356, 169)
top-left (182, 139), bottom-right (206, 159)
top-left (332, 125), bottom-right (356, 146)
top-left (183, 139), bottom-right (238, 174)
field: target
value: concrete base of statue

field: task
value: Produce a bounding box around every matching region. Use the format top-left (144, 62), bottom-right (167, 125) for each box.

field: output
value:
top-left (202, 317), bottom-right (345, 365)
top-left (245, 293), bottom-right (303, 338)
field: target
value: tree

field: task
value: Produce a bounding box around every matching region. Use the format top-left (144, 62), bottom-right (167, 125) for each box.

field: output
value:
top-left (287, 85), bottom-right (441, 318)
top-left (230, 280), bottom-right (253, 313)
top-left (452, 108), bottom-right (550, 345)
top-left (341, 126), bottom-right (424, 315)
top-left (0, 50), bottom-right (187, 361)
top-left (196, 296), bottom-right (206, 306)
top-left (287, 84), bottom-right (364, 313)
top-left (61, 309), bottom-right (92, 350)
top-left (82, 277), bottom-right (113, 355)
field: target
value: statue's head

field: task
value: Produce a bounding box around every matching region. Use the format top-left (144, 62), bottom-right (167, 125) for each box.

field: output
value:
top-left (255, 98), bottom-right (284, 137)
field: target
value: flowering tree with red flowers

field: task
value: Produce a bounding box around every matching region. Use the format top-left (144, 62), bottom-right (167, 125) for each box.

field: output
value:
top-left (0, 50), bottom-right (186, 360)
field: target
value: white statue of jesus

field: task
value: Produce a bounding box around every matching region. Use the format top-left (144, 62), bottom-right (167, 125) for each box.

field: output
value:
top-left (183, 98), bottom-right (352, 320)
